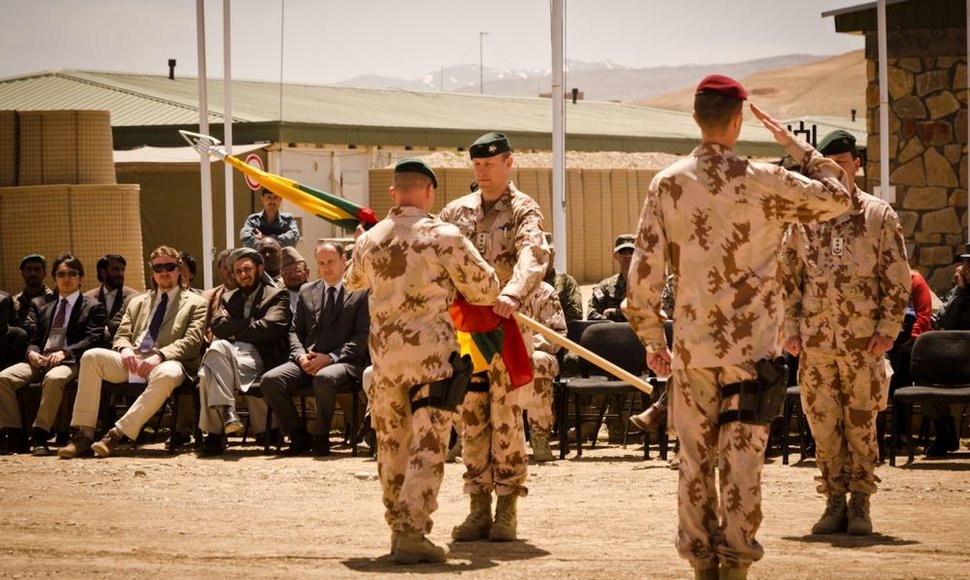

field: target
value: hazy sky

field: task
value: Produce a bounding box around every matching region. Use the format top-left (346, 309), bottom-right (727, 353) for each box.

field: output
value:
top-left (2, 0), bottom-right (864, 84)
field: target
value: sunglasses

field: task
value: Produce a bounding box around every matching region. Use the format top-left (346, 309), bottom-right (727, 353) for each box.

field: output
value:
top-left (152, 263), bottom-right (179, 273)
top-left (54, 271), bottom-right (80, 278)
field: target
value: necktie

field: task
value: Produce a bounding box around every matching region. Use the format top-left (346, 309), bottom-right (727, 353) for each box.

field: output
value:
top-left (138, 292), bottom-right (169, 353)
top-left (52, 298), bottom-right (69, 328)
top-left (322, 286), bottom-right (337, 324)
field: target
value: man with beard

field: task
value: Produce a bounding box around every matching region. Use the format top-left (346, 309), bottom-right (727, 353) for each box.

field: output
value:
top-left (84, 254), bottom-right (139, 340)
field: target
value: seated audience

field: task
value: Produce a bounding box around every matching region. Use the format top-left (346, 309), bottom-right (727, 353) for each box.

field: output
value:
top-left (83, 254), bottom-right (139, 340)
top-left (240, 188), bottom-right (301, 249)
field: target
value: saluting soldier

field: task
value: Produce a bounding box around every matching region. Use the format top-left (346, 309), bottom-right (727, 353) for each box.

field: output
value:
top-left (624, 75), bottom-right (851, 580)
top-left (782, 129), bottom-right (909, 536)
top-left (344, 159), bottom-right (499, 564)
top-left (437, 132), bottom-right (549, 543)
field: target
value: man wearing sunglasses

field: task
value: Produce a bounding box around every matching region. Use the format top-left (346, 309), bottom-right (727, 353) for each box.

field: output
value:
top-left (0, 254), bottom-right (106, 455)
top-left (59, 246), bottom-right (207, 459)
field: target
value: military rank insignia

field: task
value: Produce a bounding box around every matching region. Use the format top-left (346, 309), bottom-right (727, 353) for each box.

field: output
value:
top-left (831, 236), bottom-right (845, 257)
top-left (476, 231), bottom-right (488, 251)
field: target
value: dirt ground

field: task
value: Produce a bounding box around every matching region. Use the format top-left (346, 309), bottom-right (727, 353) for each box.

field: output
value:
top-left (2, 434), bottom-right (969, 580)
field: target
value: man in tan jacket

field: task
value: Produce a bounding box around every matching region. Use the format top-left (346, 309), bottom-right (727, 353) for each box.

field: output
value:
top-left (59, 246), bottom-right (207, 459)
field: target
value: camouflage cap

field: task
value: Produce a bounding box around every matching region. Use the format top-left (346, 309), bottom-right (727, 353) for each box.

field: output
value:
top-left (614, 234), bottom-right (636, 252)
top-left (19, 254), bottom-right (47, 270)
top-left (394, 158), bottom-right (438, 188)
top-left (695, 74), bottom-right (748, 101)
top-left (818, 129), bottom-right (858, 157)
top-left (280, 246), bottom-right (306, 269)
top-left (469, 132), bottom-right (512, 159)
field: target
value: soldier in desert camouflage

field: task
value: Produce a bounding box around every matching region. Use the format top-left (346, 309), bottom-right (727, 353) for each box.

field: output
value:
top-left (624, 75), bottom-right (851, 580)
top-left (781, 129), bottom-right (909, 537)
top-left (344, 159), bottom-right (499, 564)
top-left (520, 279), bottom-right (566, 462)
top-left (437, 132), bottom-right (549, 543)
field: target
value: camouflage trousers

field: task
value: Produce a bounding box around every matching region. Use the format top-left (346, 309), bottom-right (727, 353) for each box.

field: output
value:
top-left (671, 365), bottom-right (768, 569)
top-left (459, 375), bottom-right (529, 497)
top-left (800, 348), bottom-right (887, 496)
top-left (370, 376), bottom-right (452, 534)
top-left (523, 378), bottom-right (554, 434)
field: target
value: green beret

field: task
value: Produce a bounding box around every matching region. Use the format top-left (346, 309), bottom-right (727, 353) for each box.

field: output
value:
top-left (469, 132), bottom-right (512, 159)
top-left (818, 129), bottom-right (857, 157)
top-left (19, 254), bottom-right (47, 270)
top-left (394, 158), bottom-right (438, 188)
top-left (614, 234), bottom-right (636, 252)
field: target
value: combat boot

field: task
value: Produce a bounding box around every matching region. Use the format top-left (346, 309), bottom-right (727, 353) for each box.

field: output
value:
top-left (811, 493), bottom-right (848, 534)
top-left (718, 565), bottom-right (749, 579)
top-left (531, 431), bottom-right (554, 462)
top-left (451, 493), bottom-right (492, 541)
top-left (392, 532), bottom-right (446, 564)
top-left (847, 492), bottom-right (873, 535)
top-left (489, 494), bottom-right (518, 542)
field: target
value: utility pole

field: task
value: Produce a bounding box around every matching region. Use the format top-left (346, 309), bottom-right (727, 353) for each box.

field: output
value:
top-left (479, 31), bottom-right (489, 94)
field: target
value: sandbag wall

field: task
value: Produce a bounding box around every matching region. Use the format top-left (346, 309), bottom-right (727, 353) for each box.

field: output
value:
top-left (0, 110), bottom-right (144, 292)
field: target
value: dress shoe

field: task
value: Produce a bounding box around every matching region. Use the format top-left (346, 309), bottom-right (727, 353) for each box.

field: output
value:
top-left (199, 433), bottom-right (226, 456)
top-left (223, 406), bottom-right (245, 436)
top-left (92, 427), bottom-right (125, 458)
top-left (169, 431), bottom-right (193, 449)
top-left (313, 435), bottom-right (331, 457)
top-left (283, 428), bottom-right (314, 456)
top-left (630, 401), bottom-right (666, 433)
top-left (58, 432), bottom-right (94, 459)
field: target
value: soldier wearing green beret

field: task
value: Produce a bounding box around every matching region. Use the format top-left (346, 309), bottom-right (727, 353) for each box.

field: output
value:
top-left (437, 132), bottom-right (549, 543)
top-left (781, 128), bottom-right (910, 537)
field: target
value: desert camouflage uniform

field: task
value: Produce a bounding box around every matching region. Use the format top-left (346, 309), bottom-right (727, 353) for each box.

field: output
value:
top-left (624, 140), bottom-right (851, 569)
top-left (544, 269), bottom-right (583, 321)
top-left (588, 274), bottom-right (627, 321)
top-left (344, 206), bottom-right (500, 535)
top-left (437, 182), bottom-right (549, 497)
top-left (521, 281), bottom-right (566, 435)
top-left (782, 189), bottom-right (909, 497)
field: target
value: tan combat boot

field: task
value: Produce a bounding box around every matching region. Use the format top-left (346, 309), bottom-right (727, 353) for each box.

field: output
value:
top-left (847, 492), bottom-right (873, 535)
top-left (392, 532), bottom-right (446, 564)
top-left (718, 565), bottom-right (749, 579)
top-left (531, 431), bottom-right (554, 462)
top-left (451, 493), bottom-right (492, 541)
top-left (489, 494), bottom-right (518, 541)
top-left (811, 494), bottom-right (848, 534)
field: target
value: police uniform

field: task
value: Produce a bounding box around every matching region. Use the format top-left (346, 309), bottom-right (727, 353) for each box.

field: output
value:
top-left (520, 280), bottom-right (565, 460)
top-left (436, 132), bottom-right (549, 541)
top-left (624, 76), bottom-right (851, 574)
top-left (782, 129), bottom-right (909, 535)
top-left (344, 159), bottom-right (500, 558)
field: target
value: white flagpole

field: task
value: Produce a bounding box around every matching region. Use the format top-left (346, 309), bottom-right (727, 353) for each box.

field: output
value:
top-left (223, 0), bottom-right (235, 252)
top-left (196, 0), bottom-right (214, 289)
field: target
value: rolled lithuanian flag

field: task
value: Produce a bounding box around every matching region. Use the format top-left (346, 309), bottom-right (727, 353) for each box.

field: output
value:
top-left (450, 295), bottom-right (533, 389)
top-left (224, 155), bottom-right (378, 231)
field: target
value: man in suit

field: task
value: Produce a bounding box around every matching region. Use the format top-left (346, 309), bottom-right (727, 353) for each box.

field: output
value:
top-left (0, 291), bottom-right (23, 370)
top-left (197, 248), bottom-right (291, 455)
top-left (0, 254), bottom-right (106, 455)
top-left (83, 254), bottom-right (139, 340)
top-left (58, 246), bottom-right (207, 459)
top-left (261, 241), bottom-right (369, 456)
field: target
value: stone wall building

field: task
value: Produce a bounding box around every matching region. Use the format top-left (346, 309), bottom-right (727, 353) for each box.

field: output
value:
top-left (832, 0), bottom-right (968, 292)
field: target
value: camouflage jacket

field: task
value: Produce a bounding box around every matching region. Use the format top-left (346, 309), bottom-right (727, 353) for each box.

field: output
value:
top-left (544, 269), bottom-right (583, 322)
top-left (782, 189), bottom-right (910, 351)
top-left (588, 274), bottom-right (627, 321)
top-left (624, 140), bottom-right (851, 370)
top-left (344, 206), bottom-right (500, 386)
top-left (436, 182), bottom-right (549, 302)
top-left (522, 281), bottom-right (566, 379)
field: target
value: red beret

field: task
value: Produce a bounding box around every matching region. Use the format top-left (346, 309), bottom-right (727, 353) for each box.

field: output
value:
top-left (695, 74), bottom-right (748, 101)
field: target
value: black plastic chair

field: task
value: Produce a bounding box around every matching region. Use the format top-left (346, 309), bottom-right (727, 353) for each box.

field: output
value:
top-left (100, 376), bottom-right (201, 454)
top-left (891, 330), bottom-right (970, 466)
top-left (557, 322), bottom-right (648, 458)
